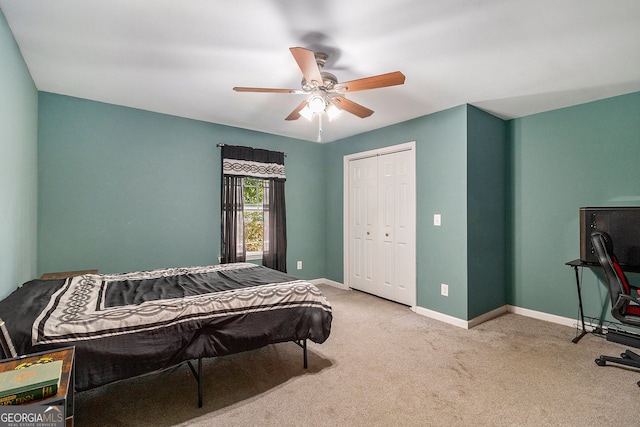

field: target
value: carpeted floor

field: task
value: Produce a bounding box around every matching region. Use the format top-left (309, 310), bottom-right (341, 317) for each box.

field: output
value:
top-left (74, 284), bottom-right (639, 426)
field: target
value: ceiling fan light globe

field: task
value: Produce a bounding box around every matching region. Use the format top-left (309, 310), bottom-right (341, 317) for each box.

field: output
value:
top-left (308, 95), bottom-right (326, 113)
top-left (299, 105), bottom-right (314, 121)
top-left (326, 103), bottom-right (341, 121)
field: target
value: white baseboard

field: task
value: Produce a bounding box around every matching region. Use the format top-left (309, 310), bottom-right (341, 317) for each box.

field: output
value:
top-left (310, 278), bottom-right (349, 290)
top-left (507, 305), bottom-right (577, 329)
top-left (413, 304), bottom-right (577, 330)
top-left (469, 305), bottom-right (509, 328)
top-left (412, 306), bottom-right (472, 329)
top-left (308, 278), bottom-right (579, 330)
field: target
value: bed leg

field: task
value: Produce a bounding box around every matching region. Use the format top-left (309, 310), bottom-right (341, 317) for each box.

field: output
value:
top-left (187, 357), bottom-right (203, 408)
top-left (197, 357), bottom-right (202, 407)
top-left (303, 339), bottom-right (307, 369)
top-left (294, 339), bottom-right (308, 369)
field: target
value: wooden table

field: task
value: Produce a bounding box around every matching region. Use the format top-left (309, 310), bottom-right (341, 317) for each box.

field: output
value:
top-left (0, 347), bottom-right (75, 426)
top-left (40, 270), bottom-right (98, 280)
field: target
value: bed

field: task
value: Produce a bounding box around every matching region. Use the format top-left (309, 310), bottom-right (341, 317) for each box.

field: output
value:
top-left (0, 262), bottom-right (332, 405)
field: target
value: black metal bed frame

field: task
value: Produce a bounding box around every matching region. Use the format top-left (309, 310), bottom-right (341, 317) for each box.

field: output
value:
top-left (186, 339), bottom-right (308, 408)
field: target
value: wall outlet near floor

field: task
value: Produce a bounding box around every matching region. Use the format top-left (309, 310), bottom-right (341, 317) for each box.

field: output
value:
top-left (441, 283), bottom-right (449, 297)
top-left (297, 261), bottom-right (303, 270)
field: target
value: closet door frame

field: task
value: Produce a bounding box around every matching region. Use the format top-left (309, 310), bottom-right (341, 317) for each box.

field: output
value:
top-left (343, 141), bottom-right (416, 307)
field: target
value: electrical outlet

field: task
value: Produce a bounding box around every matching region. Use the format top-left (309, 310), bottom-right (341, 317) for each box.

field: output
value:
top-left (297, 261), bottom-right (303, 270)
top-left (441, 283), bottom-right (448, 296)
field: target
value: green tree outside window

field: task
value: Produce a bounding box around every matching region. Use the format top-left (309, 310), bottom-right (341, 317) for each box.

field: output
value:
top-left (244, 178), bottom-right (264, 253)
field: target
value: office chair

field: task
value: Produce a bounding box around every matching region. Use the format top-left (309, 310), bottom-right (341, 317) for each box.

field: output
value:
top-left (590, 230), bottom-right (640, 386)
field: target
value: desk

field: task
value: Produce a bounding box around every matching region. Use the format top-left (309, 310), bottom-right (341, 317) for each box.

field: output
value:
top-left (566, 259), bottom-right (640, 343)
top-left (0, 347), bottom-right (75, 426)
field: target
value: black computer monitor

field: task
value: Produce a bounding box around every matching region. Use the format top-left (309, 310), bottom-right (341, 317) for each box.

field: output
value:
top-left (580, 206), bottom-right (640, 266)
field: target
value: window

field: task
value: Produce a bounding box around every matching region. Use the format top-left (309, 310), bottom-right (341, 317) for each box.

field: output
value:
top-left (220, 144), bottom-right (287, 272)
top-left (243, 177), bottom-right (265, 259)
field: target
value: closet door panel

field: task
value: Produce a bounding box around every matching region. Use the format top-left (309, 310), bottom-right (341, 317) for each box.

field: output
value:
top-left (349, 156), bottom-right (378, 294)
top-left (378, 150), bottom-right (415, 305)
top-left (346, 144), bottom-right (415, 306)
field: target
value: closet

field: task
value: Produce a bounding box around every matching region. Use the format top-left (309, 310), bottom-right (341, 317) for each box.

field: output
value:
top-left (344, 142), bottom-right (416, 306)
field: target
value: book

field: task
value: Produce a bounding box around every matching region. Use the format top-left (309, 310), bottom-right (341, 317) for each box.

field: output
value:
top-left (0, 360), bottom-right (62, 404)
top-left (0, 383), bottom-right (58, 405)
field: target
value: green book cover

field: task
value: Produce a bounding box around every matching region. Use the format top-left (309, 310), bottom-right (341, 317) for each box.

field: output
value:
top-left (0, 383), bottom-right (58, 405)
top-left (0, 360), bottom-right (62, 398)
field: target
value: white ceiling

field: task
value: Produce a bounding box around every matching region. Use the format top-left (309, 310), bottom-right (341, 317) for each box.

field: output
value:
top-left (1, 0), bottom-right (639, 143)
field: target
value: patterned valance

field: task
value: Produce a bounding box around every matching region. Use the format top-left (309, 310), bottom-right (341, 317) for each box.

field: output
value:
top-left (221, 145), bottom-right (286, 180)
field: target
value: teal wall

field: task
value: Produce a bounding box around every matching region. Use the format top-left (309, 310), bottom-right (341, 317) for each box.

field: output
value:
top-left (467, 106), bottom-right (508, 318)
top-left (510, 91), bottom-right (640, 320)
top-left (37, 94), bottom-right (508, 322)
top-left (0, 9), bottom-right (38, 299)
top-left (325, 106), bottom-right (472, 319)
top-left (325, 105), bottom-right (508, 321)
top-left (33, 89), bottom-right (640, 324)
top-left (37, 93), bottom-right (326, 279)
top-left (3, 8), bottom-right (640, 325)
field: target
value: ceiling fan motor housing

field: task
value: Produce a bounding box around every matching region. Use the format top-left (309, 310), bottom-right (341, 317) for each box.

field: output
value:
top-left (301, 71), bottom-right (337, 92)
top-left (314, 51), bottom-right (328, 68)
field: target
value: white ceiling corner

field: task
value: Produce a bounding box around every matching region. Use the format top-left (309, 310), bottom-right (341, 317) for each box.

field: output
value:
top-left (1, 0), bottom-right (639, 142)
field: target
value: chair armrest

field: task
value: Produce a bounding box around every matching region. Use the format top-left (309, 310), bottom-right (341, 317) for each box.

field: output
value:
top-left (618, 293), bottom-right (640, 307)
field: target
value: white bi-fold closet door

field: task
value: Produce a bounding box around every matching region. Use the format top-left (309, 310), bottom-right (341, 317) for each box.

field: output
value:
top-left (344, 142), bottom-right (416, 306)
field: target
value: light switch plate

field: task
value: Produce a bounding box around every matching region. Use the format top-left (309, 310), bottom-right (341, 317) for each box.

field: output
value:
top-left (434, 214), bottom-right (441, 226)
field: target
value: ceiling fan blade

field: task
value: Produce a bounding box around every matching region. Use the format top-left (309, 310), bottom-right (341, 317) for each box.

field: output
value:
top-left (233, 87), bottom-right (303, 94)
top-left (334, 71), bottom-right (405, 93)
top-left (290, 47), bottom-right (323, 87)
top-left (285, 100), bottom-right (308, 121)
top-left (332, 96), bottom-right (374, 118)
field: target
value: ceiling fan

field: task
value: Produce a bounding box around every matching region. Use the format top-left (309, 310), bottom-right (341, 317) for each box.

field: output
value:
top-left (233, 47), bottom-right (406, 122)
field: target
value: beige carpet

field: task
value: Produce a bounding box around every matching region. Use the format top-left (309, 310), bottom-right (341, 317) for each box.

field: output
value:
top-left (74, 284), bottom-right (639, 426)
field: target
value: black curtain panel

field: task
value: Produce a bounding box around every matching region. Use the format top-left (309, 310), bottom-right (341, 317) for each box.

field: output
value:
top-left (220, 145), bottom-right (287, 272)
top-left (221, 174), bottom-right (246, 264)
top-left (263, 179), bottom-right (287, 272)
